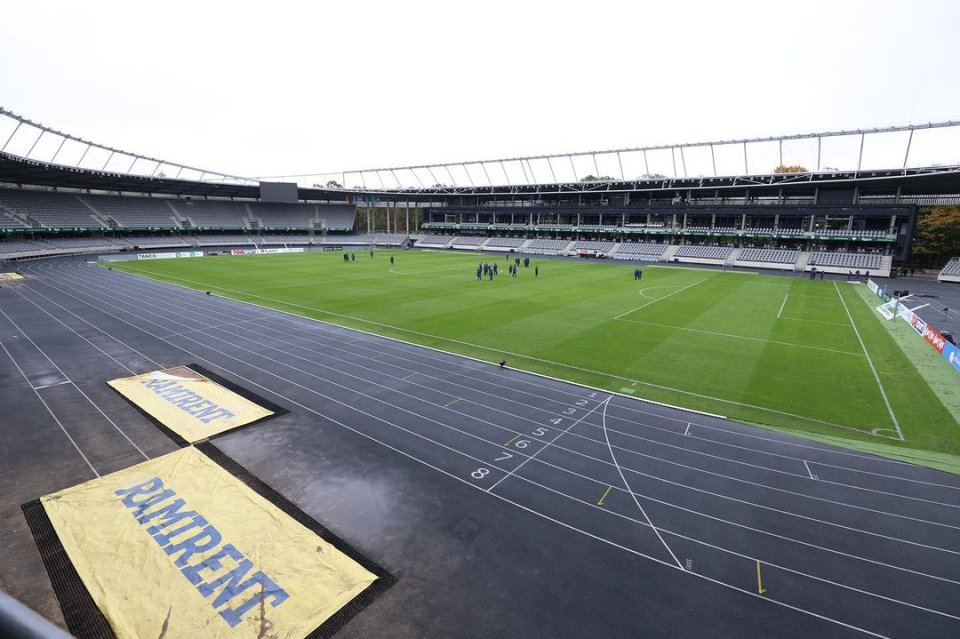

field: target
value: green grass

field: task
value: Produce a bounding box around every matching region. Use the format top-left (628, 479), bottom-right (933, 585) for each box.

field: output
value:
top-left (105, 250), bottom-right (960, 464)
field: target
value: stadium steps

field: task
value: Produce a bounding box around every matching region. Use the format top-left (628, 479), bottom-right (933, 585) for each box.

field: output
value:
top-left (0, 205), bottom-right (41, 229)
top-left (75, 196), bottom-right (112, 229)
top-left (607, 242), bottom-right (623, 256)
top-left (164, 200), bottom-right (188, 228)
top-left (518, 239), bottom-right (535, 251)
top-left (794, 252), bottom-right (810, 272)
top-left (724, 248), bottom-right (740, 267)
top-left (660, 244), bottom-right (680, 262)
top-left (562, 240), bottom-right (576, 254)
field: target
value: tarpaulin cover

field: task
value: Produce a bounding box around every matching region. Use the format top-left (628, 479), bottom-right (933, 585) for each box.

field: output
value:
top-left (108, 367), bottom-right (273, 443)
top-left (41, 447), bottom-right (377, 638)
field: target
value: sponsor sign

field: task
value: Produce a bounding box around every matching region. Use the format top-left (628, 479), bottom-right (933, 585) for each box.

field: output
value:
top-left (923, 325), bottom-right (948, 354)
top-left (41, 447), bottom-right (377, 638)
top-left (108, 367), bottom-right (273, 443)
top-left (944, 342), bottom-right (960, 373)
top-left (137, 251), bottom-right (205, 260)
top-left (909, 314), bottom-right (927, 337)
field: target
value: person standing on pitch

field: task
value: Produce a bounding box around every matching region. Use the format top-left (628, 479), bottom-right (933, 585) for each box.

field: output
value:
top-left (535, 265), bottom-right (539, 278)
top-left (390, 255), bottom-right (394, 265)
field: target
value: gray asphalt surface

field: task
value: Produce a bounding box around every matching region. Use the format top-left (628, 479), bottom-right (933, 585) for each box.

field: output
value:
top-left (1, 255), bottom-right (959, 638)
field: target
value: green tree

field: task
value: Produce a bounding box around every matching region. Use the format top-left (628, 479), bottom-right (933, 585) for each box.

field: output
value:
top-left (579, 175), bottom-right (614, 182)
top-left (325, 179), bottom-right (342, 188)
top-left (774, 164), bottom-right (808, 173)
top-left (912, 205), bottom-right (960, 267)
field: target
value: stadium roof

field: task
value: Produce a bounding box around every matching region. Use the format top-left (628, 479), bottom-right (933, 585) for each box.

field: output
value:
top-left (2, 106), bottom-right (960, 201)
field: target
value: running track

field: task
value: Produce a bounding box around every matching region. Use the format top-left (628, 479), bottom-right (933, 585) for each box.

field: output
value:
top-left (2, 257), bottom-right (959, 638)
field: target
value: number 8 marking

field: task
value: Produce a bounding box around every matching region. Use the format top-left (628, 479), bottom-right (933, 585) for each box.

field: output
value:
top-left (472, 468), bottom-right (489, 479)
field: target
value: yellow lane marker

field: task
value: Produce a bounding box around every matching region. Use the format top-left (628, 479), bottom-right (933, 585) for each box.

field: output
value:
top-left (504, 433), bottom-right (521, 447)
top-left (757, 560), bottom-right (766, 595)
top-left (597, 486), bottom-right (613, 506)
top-left (444, 397), bottom-right (461, 409)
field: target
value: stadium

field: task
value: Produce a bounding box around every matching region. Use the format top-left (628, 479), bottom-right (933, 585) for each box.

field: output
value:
top-left (3, 4), bottom-right (960, 634)
top-left (1, 103), bottom-right (960, 638)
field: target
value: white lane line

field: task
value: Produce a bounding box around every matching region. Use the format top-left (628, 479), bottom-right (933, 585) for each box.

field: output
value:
top-left (15, 279), bottom-right (163, 371)
top-left (0, 305), bottom-right (150, 461)
top-left (9, 285), bottom-right (137, 375)
top-left (0, 340), bottom-right (99, 477)
top-left (486, 397), bottom-right (609, 493)
top-left (834, 282), bottom-right (903, 441)
top-left (804, 460), bottom-right (816, 480)
top-left (33, 380), bottom-right (71, 390)
top-left (160, 316), bottom-right (267, 339)
top-left (684, 422), bottom-right (692, 436)
top-left (778, 293), bottom-right (789, 318)
top-left (601, 398), bottom-right (684, 569)
top-left (37, 264), bottom-right (960, 615)
top-left (613, 276), bottom-right (712, 320)
top-left (59, 270), bottom-right (960, 555)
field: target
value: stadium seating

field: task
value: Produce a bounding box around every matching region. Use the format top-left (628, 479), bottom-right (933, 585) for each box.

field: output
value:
top-left (0, 190), bottom-right (104, 228)
top-left (415, 235), bottom-right (455, 247)
top-left (815, 228), bottom-right (888, 237)
top-left (525, 238), bottom-right (569, 255)
top-left (125, 235), bottom-right (192, 247)
top-left (0, 211), bottom-right (30, 229)
top-left (940, 259), bottom-right (960, 277)
top-left (260, 234), bottom-right (313, 244)
top-left (0, 239), bottom-right (58, 257)
top-left (168, 200), bottom-right (246, 228)
top-left (82, 194), bottom-right (180, 229)
top-left (485, 237), bottom-right (525, 249)
top-left (674, 245), bottom-right (733, 260)
top-left (572, 240), bottom-right (615, 253)
top-left (450, 236), bottom-right (486, 248)
top-left (807, 251), bottom-right (882, 270)
top-left (737, 248), bottom-right (800, 265)
top-left (613, 243), bottom-right (668, 259)
top-left (250, 203), bottom-right (316, 229)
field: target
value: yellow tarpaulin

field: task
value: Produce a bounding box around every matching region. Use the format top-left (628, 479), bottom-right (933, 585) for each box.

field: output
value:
top-left (42, 447), bottom-right (377, 639)
top-left (0, 272), bottom-right (24, 280)
top-left (108, 367), bottom-right (273, 443)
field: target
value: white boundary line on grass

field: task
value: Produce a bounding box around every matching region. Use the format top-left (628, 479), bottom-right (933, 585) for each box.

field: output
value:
top-left (778, 293), bottom-right (789, 318)
top-left (834, 282), bottom-right (904, 441)
top-left (613, 276), bottom-right (712, 320)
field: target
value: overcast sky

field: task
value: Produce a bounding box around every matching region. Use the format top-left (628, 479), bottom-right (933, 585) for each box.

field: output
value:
top-left (3, 0), bottom-right (960, 182)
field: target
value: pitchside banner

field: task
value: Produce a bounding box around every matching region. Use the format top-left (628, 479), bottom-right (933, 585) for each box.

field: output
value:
top-left (230, 248), bottom-right (305, 256)
top-left (137, 251), bottom-right (205, 260)
top-left (108, 367), bottom-right (273, 443)
top-left (41, 447), bottom-right (377, 638)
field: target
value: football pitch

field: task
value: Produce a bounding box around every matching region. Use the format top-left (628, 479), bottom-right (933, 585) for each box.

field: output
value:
top-left (107, 250), bottom-right (960, 460)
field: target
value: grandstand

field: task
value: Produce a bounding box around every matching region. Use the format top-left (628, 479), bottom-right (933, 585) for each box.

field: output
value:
top-left (808, 251), bottom-right (883, 271)
top-left (450, 236), bottom-right (486, 249)
top-left (525, 238), bottom-right (571, 255)
top-left (612, 242), bottom-right (669, 260)
top-left (736, 248), bottom-right (801, 267)
top-left (938, 258), bottom-right (960, 282)
top-left (673, 245), bottom-right (734, 261)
